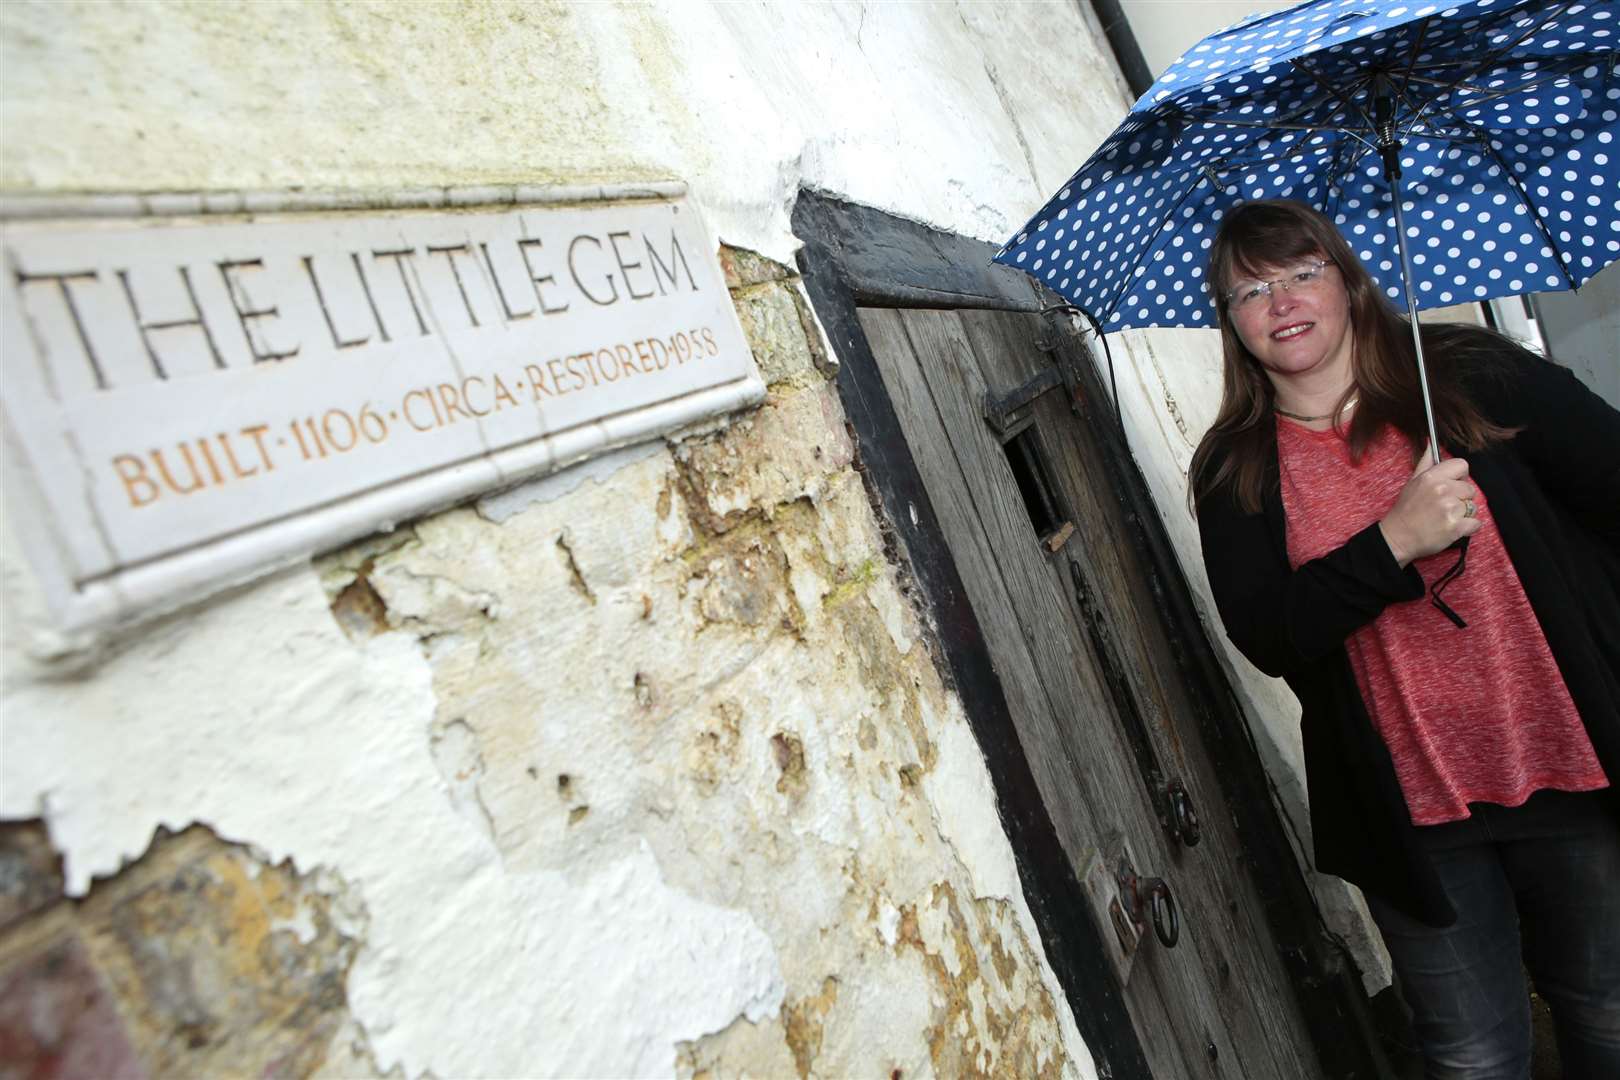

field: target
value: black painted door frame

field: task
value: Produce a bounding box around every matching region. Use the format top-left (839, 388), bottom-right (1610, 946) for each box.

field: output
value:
top-left (792, 190), bottom-right (1391, 1080)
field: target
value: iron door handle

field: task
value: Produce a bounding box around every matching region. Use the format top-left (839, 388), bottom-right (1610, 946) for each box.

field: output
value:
top-left (1168, 779), bottom-right (1201, 847)
top-left (1145, 877), bottom-right (1179, 947)
top-left (1117, 863), bottom-right (1180, 949)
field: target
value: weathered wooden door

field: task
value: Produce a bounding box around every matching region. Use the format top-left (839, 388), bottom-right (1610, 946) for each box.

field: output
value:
top-left (796, 195), bottom-right (1390, 1080)
top-left (859, 305), bottom-right (1318, 1079)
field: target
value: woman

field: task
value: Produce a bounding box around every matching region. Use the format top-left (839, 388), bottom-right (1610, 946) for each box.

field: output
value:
top-left (1191, 200), bottom-right (1620, 1078)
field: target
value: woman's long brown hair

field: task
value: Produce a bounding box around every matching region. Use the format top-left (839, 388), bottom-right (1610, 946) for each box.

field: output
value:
top-left (1189, 199), bottom-right (1518, 513)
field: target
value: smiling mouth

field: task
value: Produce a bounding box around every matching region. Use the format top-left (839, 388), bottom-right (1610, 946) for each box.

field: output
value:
top-left (1272, 323), bottom-right (1314, 340)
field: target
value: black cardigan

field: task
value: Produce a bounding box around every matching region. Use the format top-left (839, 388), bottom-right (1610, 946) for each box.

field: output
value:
top-left (1196, 342), bottom-right (1620, 926)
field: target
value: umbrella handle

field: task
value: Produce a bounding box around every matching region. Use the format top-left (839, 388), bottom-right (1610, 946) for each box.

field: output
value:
top-left (1386, 158), bottom-right (1446, 468)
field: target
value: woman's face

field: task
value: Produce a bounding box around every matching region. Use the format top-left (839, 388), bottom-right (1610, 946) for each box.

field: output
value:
top-left (1225, 254), bottom-right (1355, 391)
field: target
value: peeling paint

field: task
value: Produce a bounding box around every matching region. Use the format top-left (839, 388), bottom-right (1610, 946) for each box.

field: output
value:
top-left (0, 0), bottom-right (1124, 1067)
top-left (0, 569), bottom-right (788, 1077)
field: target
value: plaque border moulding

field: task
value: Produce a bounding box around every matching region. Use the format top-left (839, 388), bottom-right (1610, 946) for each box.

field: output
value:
top-left (1, 181), bottom-right (767, 639)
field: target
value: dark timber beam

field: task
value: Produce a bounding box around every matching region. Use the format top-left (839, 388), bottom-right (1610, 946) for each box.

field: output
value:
top-left (1088, 0), bottom-right (1155, 99)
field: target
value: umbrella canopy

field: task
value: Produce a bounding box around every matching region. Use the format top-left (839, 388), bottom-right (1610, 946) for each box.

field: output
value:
top-left (994, 0), bottom-right (1620, 332)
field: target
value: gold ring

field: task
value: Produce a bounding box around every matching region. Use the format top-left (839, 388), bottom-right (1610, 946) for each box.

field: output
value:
top-left (1463, 498), bottom-right (1476, 519)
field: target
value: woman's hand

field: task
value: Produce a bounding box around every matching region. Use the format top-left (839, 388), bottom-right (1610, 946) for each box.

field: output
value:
top-left (1379, 443), bottom-right (1483, 567)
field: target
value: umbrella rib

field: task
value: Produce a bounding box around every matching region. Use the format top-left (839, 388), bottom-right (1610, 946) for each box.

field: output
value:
top-left (1097, 175), bottom-right (1217, 329)
top-left (1318, 137), bottom-right (1368, 225)
top-left (1409, 0), bottom-right (1582, 116)
top-left (1183, 115), bottom-right (1376, 137)
top-left (1200, 121), bottom-right (1393, 182)
top-left (1424, 89), bottom-right (1580, 295)
top-left (1289, 57), bottom-right (1377, 134)
top-left (1394, 14), bottom-right (1436, 100)
top-left (1397, 45), bottom-right (1613, 81)
top-left (1428, 58), bottom-right (1619, 115)
top-left (1394, 18), bottom-right (1454, 139)
top-left (1201, 122), bottom-right (1493, 187)
top-left (1472, 133), bottom-right (1582, 293)
top-left (1038, 0), bottom-right (1606, 329)
top-left (1202, 140), bottom-right (1344, 179)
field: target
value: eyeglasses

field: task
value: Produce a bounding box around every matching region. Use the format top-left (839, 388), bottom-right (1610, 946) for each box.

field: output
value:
top-left (1224, 259), bottom-right (1332, 310)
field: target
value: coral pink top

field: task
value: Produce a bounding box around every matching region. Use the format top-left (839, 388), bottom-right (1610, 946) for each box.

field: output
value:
top-left (1277, 417), bottom-right (1608, 825)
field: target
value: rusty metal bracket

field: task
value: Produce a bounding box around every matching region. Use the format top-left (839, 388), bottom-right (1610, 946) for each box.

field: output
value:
top-left (982, 367), bottom-right (1064, 437)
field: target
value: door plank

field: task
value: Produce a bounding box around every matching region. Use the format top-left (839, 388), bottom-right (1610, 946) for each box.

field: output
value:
top-left (856, 308), bottom-right (1106, 858)
top-left (959, 310), bottom-right (1191, 770)
top-left (947, 307), bottom-right (1314, 1079)
top-left (956, 308), bottom-right (1317, 1078)
top-left (1017, 361), bottom-right (1317, 1049)
top-left (856, 307), bottom-right (1202, 1079)
top-left (890, 307), bottom-right (1249, 1079)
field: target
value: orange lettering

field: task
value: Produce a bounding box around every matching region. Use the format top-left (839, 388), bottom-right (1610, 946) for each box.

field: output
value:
top-left (461, 376), bottom-right (490, 417)
top-left (552, 356), bottom-right (579, 393)
top-left (218, 432), bottom-right (259, 479)
top-left (112, 454), bottom-right (161, 508)
top-left (491, 374), bottom-right (519, 410)
top-left (152, 445), bottom-right (207, 496)
top-left (241, 424), bottom-right (276, 471)
top-left (403, 388), bottom-right (437, 431)
top-left (525, 363), bottom-right (555, 400)
top-left (195, 437), bottom-right (225, 485)
top-left (437, 383), bottom-right (469, 423)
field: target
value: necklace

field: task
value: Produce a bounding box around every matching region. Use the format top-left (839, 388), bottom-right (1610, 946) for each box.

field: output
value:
top-left (1274, 396), bottom-right (1358, 423)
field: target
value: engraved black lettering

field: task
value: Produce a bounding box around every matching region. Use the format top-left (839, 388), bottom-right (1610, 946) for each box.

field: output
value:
top-left (426, 244), bottom-right (481, 328)
top-left (217, 259), bottom-right (299, 363)
top-left (608, 231), bottom-right (654, 300)
top-left (371, 248), bottom-right (430, 337)
top-left (351, 253), bottom-right (392, 343)
top-left (516, 238), bottom-right (569, 314)
top-left (567, 234), bottom-right (619, 306)
top-left (645, 230), bottom-right (699, 294)
top-left (479, 242), bottom-right (534, 322)
top-left (116, 267), bottom-right (227, 381)
top-left (17, 269), bottom-right (106, 389)
top-left (301, 256), bottom-right (369, 349)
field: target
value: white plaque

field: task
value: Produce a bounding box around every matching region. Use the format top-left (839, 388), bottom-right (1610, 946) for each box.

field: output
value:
top-left (1, 187), bottom-right (764, 630)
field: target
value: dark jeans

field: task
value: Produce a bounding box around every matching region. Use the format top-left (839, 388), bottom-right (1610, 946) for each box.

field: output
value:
top-left (1365, 788), bottom-right (1620, 1080)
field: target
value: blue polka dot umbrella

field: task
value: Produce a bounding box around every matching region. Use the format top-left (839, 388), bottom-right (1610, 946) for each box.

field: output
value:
top-left (994, 0), bottom-right (1619, 454)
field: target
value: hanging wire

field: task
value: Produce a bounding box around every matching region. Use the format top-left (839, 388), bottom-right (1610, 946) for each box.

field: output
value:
top-left (1040, 303), bottom-right (1121, 429)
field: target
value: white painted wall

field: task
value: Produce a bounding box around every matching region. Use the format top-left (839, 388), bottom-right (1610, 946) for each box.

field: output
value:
top-left (1537, 260), bottom-right (1620, 409)
top-left (1, 1), bottom-right (1158, 1075)
top-left (1119, 0), bottom-right (1297, 78)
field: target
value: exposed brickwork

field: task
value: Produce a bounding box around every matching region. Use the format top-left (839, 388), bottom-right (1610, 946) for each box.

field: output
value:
top-left (0, 934), bottom-right (143, 1080)
top-left (0, 822), bottom-right (64, 933)
top-left (0, 826), bottom-right (375, 1080)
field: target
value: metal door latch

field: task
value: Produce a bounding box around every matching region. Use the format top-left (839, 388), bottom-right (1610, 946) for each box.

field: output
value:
top-left (1167, 778), bottom-right (1201, 847)
top-left (1117, 859), bottom-right (1180, 948)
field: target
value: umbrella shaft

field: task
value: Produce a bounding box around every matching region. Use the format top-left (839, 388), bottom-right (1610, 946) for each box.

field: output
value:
top-left (1388, 173), bottom-right (1444, 467)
